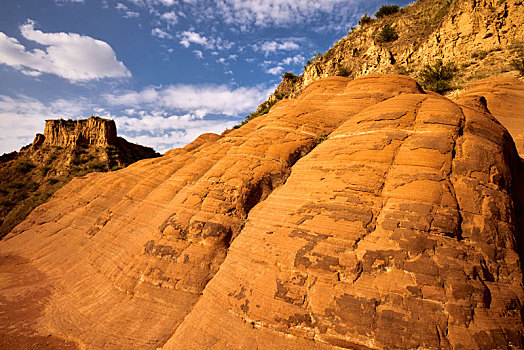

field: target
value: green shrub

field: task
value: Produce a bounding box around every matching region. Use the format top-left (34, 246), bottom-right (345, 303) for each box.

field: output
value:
top-left (306, 52), bottom-right (323, 65)
top-left (111, 165), bottom-right (123, 171)
top-left (26, 181), bottom-right (38, 192)
top-left (48, 178), bottom-right (60, 185)
top-left (232, 99), bottom-right (278, 129)
top-left (40, 165), bottom-right (52, 175)
top-left (337, 64), bottom-right (351, 77)
top-left (15, 160), bottom-right (35, 173)
top-left (511, 58), bottom-right (524, 76)
top-left (376, 24), bottom-right (399, 43)
top-left (375, 5), bottom-right (400, 18)
top-left (471, 50), bottom-right (488, 60)
top-left (70, 156), bottom-right (82, 165)
top-left (0, 199), bottom-right (13, 208)
top-left (317, 134), bottom-right (329, 144)
top-left (359, 13), bottom-right (373, 26)
top-left (324, 50), bottom-right (334, 61)
top-left (87, 161), bottom-right (106, 171)
top-left (282, 72), bottom-right (298, 82)
top-left (8, 181), bottom-right (25, 190)
top-left (419, 59), bottom-right (457, 94)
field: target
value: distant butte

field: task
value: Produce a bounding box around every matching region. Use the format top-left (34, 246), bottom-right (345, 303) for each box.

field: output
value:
top-left (0, 116), bottom-right (158, 238)
top-left (0, 74), bottom-right (523, 349)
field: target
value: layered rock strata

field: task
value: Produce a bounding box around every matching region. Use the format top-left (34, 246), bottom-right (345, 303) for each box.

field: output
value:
top-left (0, 75), bottom-right (523, 349)
top-left (0, 116), bottom-right (158, 238)
top-left (42, 117), bottom-right (118, 148)
top-left (454, 76), bottom-right (524, 156)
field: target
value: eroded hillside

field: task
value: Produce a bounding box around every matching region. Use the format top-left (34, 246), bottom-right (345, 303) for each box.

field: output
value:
top-left (269, 0), bottom-right (523, 101)
top-left (0, 116), bottom-right (158, 238)
top-left (1, 75), bottom-right (523, 349)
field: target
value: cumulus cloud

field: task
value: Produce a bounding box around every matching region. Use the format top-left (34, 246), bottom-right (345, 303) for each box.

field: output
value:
top-left (253, 40), bottom-right (300, 56)
top-left (0, 94), bottom-right (92, 154)
top-left (217, 0), bottom-right (352, 27)
top-left (116, 3), bottom-right (140, 18)
top-left (266, 66), bottom-right (284, 75)
top-left (104, 84), bottom-right (270, 116)
top-left (0, 20), bottom-right (130, 82)
top-left (161, 11), bottom-right (177, 25)
top-left (0, 80), bottom-right (274, 154)
top-left (178, 31), bottom-right (234, 51)
top-left (179, 31), bottom-right (213, 49)
top-left (151, 28), bottom-right (173, 39)
top-left (282, 54), bottom-right (305, 65)
top-left (113, 114), bottom-right (237, 152)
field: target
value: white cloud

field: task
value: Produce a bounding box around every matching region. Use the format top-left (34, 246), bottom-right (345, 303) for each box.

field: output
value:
top-left (0, 20), bottom-right (130, 82)
top-left (282, 54), bottom-right (305, 65)
top-left (217, 0), bottom-right (351, 27)
top-left (0, 94), bottom-right (92, 154)
top-left (178, 31), bottom-right (234, 51)
top-left (104, 84), bottom-right (271, 116)
top-left (116, 3), bottom-right (140, 18)
top-left (151, 28), bottom-right (173, 39)
top-left (266, 66), bottom-right (284, 75)
top-left (161, 11), bottom-right (177, 25)
top-left (179, 31), bottom-right (213, 49)
top-left (126, 0), bottom-right (145, 6)
top-left (0, 81), bottom-right (274, 155)
top-left (194, 50), bottom-right (203, 59)
top-left (253, 40), bottom-right (300, 56)
top-left (113, 114), bottom-right (237, 152)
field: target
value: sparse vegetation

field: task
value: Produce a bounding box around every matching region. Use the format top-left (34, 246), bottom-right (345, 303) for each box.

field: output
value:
top-left (15, 160), bottom-right (35, 173)
top-left (419, 59), bottom-right (457, 94)
top-left (282, 72), bottom-right (298, 82)
top-left (511, 57), bottom-right (524, 76)
top-left (376, 24), bottom-right (399, 43)
top-left (87, 161), bottom-right (106, 171)
top-left (337, 64), bottom-right (351, 77)
top-left (48, 178), bottom-right (60, 185)
top-left (233, 99), bottom-right (279, 129)
top-left (40, 165), bottom-right (52, 175)
top-left (306, 52), bottom-right (323, 65)
top-left (317, 134), bottom-right (329, 144)
top-left (471, 50), bottom-right (488, 60)
top-left (375, 5), bottom-right (400, 18)
top-left (359, 13), bottom-right (373, 26)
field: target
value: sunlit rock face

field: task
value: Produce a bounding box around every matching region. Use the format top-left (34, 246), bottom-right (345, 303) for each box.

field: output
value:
top-left (1, 75), bottom-right (523, 349)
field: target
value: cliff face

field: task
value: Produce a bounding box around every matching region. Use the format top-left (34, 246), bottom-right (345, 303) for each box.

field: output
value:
top-left (42, 117), bottom-right (117, 148)
top-left (274, 0), bottom-right (523, 100)
top-left (0, 116), bottom-right (158, 238)
top-left (0, 75), bottom-right (522, 349)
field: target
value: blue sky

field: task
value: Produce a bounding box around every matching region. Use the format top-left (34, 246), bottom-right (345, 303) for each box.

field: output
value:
top-left (0, 0), bottom-right (412, 154)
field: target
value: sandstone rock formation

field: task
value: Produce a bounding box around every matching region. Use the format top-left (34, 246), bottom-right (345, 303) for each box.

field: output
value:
top-left (42, 117), bottom-right (118, 149)
top-left (0, 75), bottom-right (522, 349)
top-left (453, 76), bottom-right (524, 156)
top-left (0, 116), bottom-right (158, 238)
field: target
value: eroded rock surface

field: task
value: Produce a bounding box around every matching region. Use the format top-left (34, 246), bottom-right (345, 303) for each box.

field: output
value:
top-left (0, 75), bottom-right (522, 349)
top-left (454, 77), bottom-right (524, 156)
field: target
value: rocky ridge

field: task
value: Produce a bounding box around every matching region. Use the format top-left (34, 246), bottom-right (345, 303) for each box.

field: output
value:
top-left (269, 0), bottom-right (523, 104)
top-left (0, 116), bottom-right (158, 238)
top-left (0, 75), bottom-right (523, 349)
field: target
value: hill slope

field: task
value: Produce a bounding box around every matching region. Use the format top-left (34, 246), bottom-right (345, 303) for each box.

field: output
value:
top-left (269, 0), bottom-right (523, 102)
top-left (0, 75), bottom-right (522, 349)
top-left (0, 116), bottom-right (159, 238)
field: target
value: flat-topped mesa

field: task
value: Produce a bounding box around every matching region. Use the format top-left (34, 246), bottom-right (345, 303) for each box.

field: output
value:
top-left (41, 116), bottom-right (117, 148)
